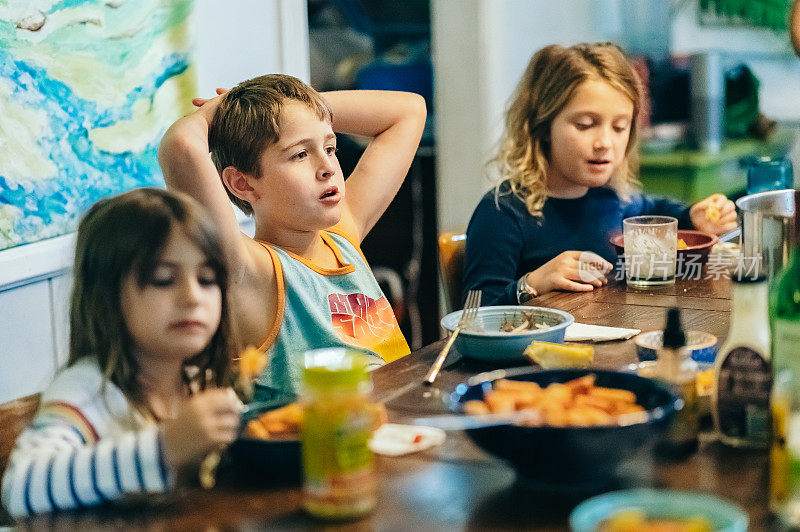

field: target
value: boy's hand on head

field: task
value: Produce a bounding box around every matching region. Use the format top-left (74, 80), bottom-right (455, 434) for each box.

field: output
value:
top-left (192, 87), bottom-right (229, 108)
top-left (189, 88), bottom-right (229, 125)
top-left (159, 89), bottom-right (228, 158)
top-left (530, 251), bottom-right (612, 295)
top-left (161, 387), bottom-right (243, 475)
top-left (690, 193), bottom-right (737, 236)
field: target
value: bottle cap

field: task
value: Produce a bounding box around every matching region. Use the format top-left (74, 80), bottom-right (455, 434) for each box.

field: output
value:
top-left (662, 307), bottom-right (686, 349)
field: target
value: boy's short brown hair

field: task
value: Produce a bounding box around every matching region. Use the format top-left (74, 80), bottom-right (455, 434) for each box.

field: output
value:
top-left (209, 74), bottom-right (333, 215)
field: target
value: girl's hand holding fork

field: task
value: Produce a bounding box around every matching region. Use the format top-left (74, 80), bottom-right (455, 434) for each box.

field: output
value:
top-left (160, 388), bottom-right (242, 477)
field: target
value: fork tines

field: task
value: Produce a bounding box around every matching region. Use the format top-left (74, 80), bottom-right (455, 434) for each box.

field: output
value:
top-left (459, 290), bottom-right (482, 330)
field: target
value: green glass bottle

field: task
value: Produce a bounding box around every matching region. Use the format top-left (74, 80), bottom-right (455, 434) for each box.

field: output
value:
top-left (770, 190), bottom-right (800, 378)
top-left (766, 192), bottom-right (800, 523)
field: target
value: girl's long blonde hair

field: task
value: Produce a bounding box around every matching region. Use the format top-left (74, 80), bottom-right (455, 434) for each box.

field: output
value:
top-left (493, 42), bottom-right (642, 216)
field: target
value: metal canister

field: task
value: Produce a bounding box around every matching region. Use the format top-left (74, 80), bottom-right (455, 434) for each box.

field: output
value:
top-left (690, 52), bottom-right (724, 153)
top-left (736, 188), bottom-right (796, 278)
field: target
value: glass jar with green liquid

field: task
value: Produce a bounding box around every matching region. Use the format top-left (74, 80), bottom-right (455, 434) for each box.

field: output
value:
top-left (301, 348), bottom-right (376, 520)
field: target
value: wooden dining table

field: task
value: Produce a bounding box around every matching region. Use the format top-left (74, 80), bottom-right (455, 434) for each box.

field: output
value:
top-left (13, 274), bottom-right (772, 531)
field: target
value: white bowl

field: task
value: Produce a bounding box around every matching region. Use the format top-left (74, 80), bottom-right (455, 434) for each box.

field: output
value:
top-left (440, 305), bottom-right (574, 363)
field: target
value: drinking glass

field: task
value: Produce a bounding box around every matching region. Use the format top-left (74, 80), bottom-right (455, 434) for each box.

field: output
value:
top-left (623, 216), bottom-right (678, 288)
top-left (746, 156), bottom-right (793, 196)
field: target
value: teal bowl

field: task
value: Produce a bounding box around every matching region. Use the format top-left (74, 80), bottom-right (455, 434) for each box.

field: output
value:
top-left (441, 305), bottom-right (574, 362)
top-left (569, 489), bottom-right (748, 532)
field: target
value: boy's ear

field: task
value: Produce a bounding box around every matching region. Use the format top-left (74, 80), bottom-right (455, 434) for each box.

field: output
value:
top-left (221, 166), bottom-right (260, 204)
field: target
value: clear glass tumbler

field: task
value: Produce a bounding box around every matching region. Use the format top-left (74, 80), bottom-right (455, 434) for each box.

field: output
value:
top-left (623, 215), bottom-right (678, 288)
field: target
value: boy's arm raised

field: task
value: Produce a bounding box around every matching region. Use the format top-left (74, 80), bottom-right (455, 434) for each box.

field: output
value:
top-left (157, 95), bottom-right (248, 264)
top-left (324, 90), bottom-right (427, 242)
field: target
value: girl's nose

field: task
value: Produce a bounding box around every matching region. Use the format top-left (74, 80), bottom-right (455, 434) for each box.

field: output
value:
top-left (594, 130), bottom-right (611, 150)
top-left (178, 276), bottom-right (201, 305)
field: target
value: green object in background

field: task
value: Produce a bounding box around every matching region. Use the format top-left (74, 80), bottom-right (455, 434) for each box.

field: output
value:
top-left (639, 126), bottom-right (795, 203)
top-left (725, 65), bottom-right (760, 139)
top-left (698, 0), bottom-right (791, 31)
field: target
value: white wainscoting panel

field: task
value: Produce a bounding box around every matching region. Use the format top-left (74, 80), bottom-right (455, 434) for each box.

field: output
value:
top-left (50, 273), bottom-right (73, 369)
top-left (0, 282), bottom-right (57, 403)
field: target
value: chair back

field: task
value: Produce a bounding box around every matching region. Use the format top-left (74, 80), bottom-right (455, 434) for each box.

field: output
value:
top-left (0, 394), bottom-right (40, 475)
top-left (438, 232), bottom-right (466, 314)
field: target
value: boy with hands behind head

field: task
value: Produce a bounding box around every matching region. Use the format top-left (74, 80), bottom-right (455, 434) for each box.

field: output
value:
top-left (158, 75), bottom-right (426, 400)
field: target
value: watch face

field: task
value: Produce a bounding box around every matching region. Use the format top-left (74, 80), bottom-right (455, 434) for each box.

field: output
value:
top-left (517, 277), bottom-right (535, 304)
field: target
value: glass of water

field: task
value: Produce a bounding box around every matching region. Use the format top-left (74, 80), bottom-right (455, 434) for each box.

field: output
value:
top-left (623, 215), bottom-right (678, 288)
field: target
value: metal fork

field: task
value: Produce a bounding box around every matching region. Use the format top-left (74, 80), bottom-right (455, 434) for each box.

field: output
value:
top-left (184, 366), bottom-right (225, 490)
top-left (424, 289), bottom-right (481, 385)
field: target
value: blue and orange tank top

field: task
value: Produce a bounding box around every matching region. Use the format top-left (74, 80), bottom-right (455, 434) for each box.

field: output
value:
top-left (254, 226), bottom-right (410, 400)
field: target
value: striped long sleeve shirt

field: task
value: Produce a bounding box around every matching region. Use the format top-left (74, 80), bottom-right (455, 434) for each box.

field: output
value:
top-left (1, 358), bottom-right (173, 518)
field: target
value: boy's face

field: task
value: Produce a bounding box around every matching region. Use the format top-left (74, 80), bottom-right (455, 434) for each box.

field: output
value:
top-left (252, 101), bottom-right (344, 231)
top-left (546, 79), bottom-right (633, 197)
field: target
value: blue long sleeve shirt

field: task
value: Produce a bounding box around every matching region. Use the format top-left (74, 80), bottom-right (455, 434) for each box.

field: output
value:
top-left (463, 186), bottom-right (692, 306)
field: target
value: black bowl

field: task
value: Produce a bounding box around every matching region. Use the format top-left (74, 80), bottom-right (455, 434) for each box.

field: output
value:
top-left (225, 399), bottom-right (302, 485)
top-left (450, 369), bottom-right (679, 490)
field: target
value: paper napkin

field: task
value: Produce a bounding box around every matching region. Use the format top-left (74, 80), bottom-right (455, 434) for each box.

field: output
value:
top-left (564, 322), bottom-right (640, 342)
top-left (369, 424), bottom-right (446, 457)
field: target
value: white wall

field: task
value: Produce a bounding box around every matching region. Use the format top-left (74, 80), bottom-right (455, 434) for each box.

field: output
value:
top-left (0, 1), bottom-right (307, 403)
top-left (430, 1), bottom-right (487, 236)
top-left (195, 0), bottom-right (310, 93)
top-left (0, 235), bottom-right (74, 403)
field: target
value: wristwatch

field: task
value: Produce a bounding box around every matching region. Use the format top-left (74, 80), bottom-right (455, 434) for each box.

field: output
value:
top-left (516, 273), bottom-right (539, 304)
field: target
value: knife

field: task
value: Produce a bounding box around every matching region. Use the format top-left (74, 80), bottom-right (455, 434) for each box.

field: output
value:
top-left (409, 410), bottom-right (541, 431)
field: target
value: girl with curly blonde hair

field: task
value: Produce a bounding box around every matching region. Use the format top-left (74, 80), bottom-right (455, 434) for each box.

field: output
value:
top-left (464, 42), bottom-right (737, 305)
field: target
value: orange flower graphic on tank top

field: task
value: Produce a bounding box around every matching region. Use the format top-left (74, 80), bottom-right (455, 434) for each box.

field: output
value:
top-left (329, 293), bottom-right (408, 362)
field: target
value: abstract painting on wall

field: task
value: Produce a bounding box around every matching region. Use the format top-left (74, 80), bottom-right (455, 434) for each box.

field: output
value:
top-left (0, 0), bottom-right (196, 250)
